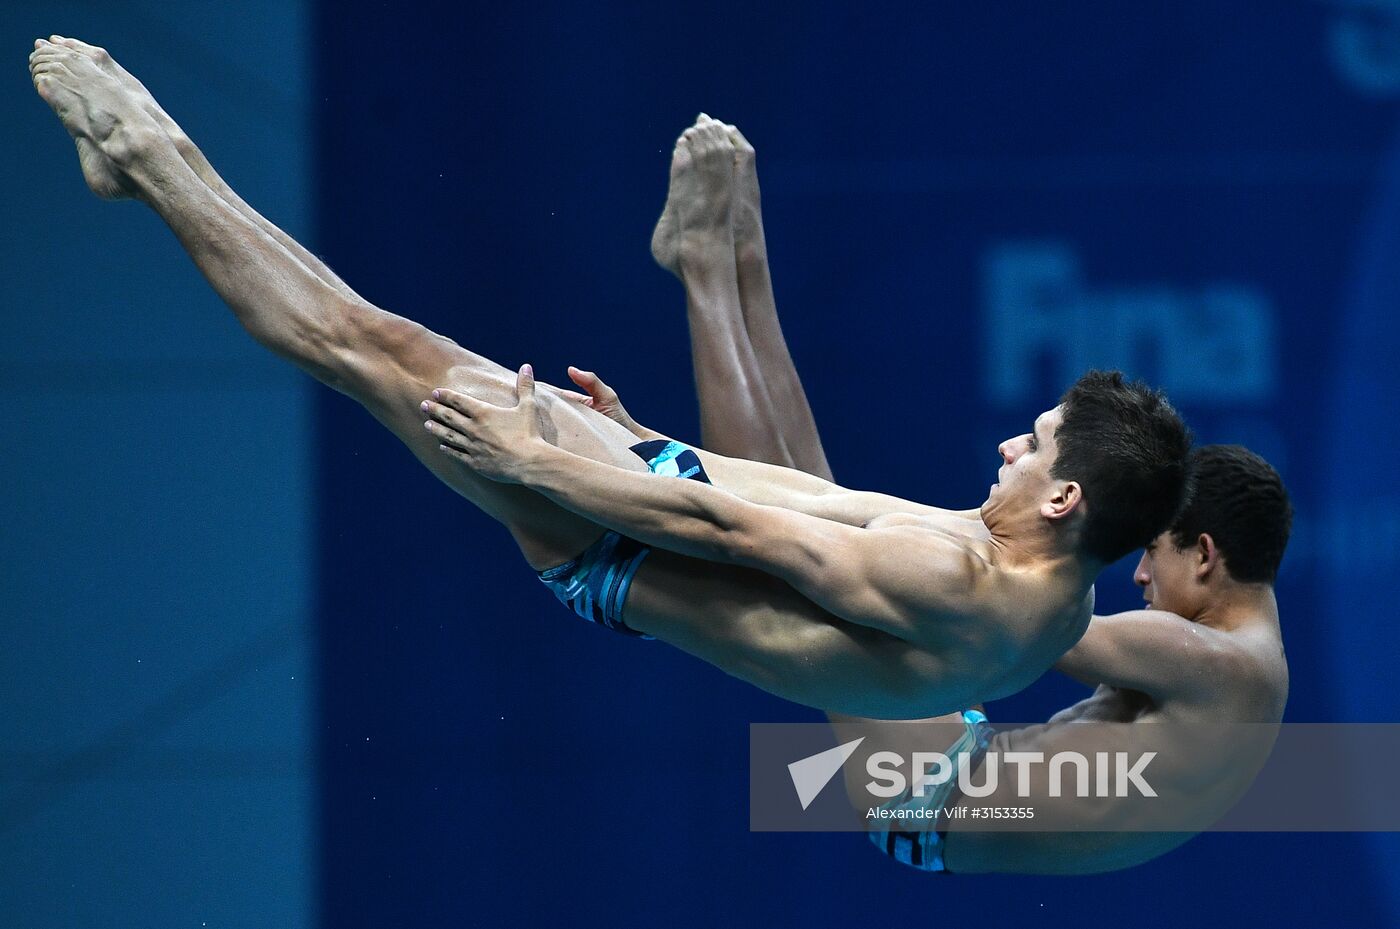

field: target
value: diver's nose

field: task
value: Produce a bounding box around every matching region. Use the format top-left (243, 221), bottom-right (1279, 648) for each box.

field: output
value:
top-left (1133, 552), bottom-right (1151, 587)
top-left (998, 439), bottom-right (1014, 464)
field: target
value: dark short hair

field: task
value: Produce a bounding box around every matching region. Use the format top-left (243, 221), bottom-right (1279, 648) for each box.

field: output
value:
top-left (1051, 370), bottom-right (1192, 563)
top-left (1170, 444), bottom-right (1292, 584)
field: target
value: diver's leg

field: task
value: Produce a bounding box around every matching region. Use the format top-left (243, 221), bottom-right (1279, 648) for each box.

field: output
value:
top-left (38, 35), bottom-right (360, 302)
top-left (32, 42), bottom-right (946, 714)
top-left (651, 117), bottom-right (830, 478)
top-left (650, 116), bottom-right (784, 456)
top-left (651, 113), bottom-right (965, 714)
top-left (30, 36), bottom-right (645, 568)
top-left (724, 122), bottom-right (832, 479)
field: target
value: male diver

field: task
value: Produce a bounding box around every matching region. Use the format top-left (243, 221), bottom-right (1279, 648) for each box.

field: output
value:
top-left (32, 38), bottom-right (1189, 719)
top-left (572, 116), bottom-right (1288, 874)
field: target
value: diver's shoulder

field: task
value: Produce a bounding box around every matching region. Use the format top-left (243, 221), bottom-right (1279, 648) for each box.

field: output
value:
top-left (1169, 615), bottom-right (1288, 712)
top-left (1224, 620), bottom-right (1289, 707)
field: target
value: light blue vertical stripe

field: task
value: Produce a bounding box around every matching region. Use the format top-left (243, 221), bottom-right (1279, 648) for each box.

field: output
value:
top-left (0, 2), bottom-right (315, 927)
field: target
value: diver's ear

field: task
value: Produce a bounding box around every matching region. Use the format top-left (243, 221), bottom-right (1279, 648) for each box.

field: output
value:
top-left (1195, 532), bottom-right (1220, 580)
top-left (1041, 480), bottom-right (1083, 522)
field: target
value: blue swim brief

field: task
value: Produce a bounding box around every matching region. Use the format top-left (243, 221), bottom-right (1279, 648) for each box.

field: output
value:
top-left (867, 709), bottom-right (995, 873)
top-left (536, 439), bottom-right (712, 638)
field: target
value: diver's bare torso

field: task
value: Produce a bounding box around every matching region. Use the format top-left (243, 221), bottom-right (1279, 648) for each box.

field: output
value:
top-left (860, 508), bottom-right (1095, 702)
top-left (945, 611), bottom-right (1288, 874)
top-left (622, 491), bottom-right (1095, 717)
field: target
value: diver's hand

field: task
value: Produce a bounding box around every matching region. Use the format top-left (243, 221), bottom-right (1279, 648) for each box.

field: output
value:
top-left (424, 365), bottom-right (550, 484)
top-left (561, 366), bottom-right (666, 441)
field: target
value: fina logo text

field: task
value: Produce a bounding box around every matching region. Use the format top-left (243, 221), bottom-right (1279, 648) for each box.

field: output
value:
top-left (982, 242), bottom-right (1276, 408)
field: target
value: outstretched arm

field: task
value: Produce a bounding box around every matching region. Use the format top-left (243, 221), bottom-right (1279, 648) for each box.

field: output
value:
top-left (505, 369), bottom-right (981, 527)
top-left (425, 372), bottom-right (987, 642)
top-left (692, 449), bottom-right (983, 525)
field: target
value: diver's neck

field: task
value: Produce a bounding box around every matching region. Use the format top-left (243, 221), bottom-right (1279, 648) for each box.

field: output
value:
top-left (1196, 584), bottom-right (1279, 632)
top-left (987, 519), bottom-right (1097, 589)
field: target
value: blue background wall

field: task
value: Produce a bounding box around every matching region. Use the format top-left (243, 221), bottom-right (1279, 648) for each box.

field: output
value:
top-left (312, 2), bottom-right (1399, 925)
top-left (2, 2), bottom-right (316, 927)
top-left (6, 2), bottom-right (1398, 927)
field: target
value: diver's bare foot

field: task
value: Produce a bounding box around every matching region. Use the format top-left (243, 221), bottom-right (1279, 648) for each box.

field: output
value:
top-left (726, 124), bottom-right (766, 262)
top-left (30, 39), bottom-right (127, 199)
top-left (30, 36), bottom-right (171, 201)
top-left (681, 116), bottom-right (738, 269)
top-left (652, 114), bottom-right (736, 277)
top-left (649, 134), bottom-right (689, 276)
top-left (45, 36), bottom-right (195, 158)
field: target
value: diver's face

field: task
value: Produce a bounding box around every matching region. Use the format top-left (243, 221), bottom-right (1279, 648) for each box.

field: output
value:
top-left (1134, 531), bottom-right (1200, 617)
top-left (988, 405), bottom-right (1064, 510)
